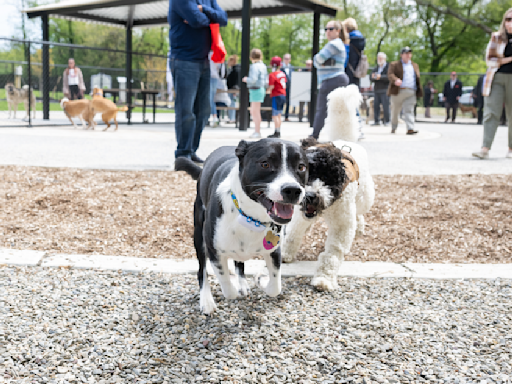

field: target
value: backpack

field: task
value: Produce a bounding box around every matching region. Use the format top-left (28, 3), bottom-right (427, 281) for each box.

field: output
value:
top-left (348, 45), bottom-right (369, 79)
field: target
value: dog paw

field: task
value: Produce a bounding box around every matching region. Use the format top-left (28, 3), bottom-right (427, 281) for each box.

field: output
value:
top-left (200, 294), bottom-right (217, 315)
top-left (238, 278), bottom-right (250, 296)
top-left (311, 275), bottom-right (338, 291)
top-left (221, 278), bottom-right (240, 300)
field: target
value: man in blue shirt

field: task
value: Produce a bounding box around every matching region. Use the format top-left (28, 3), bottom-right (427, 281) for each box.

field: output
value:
top-left (168, 0), bottom-right (227, 162)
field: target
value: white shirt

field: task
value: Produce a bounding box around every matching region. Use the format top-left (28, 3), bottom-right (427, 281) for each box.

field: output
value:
top-left (401, 60), bottom-right (416, 90)
top-left (282, 63), bottom-right (291, 77)
top-left (377, 63), bottom-right (386, 74)
top-left (450, 79), bottom-right (456, 88)
top-left (68, 68), bottom-right (79, 86)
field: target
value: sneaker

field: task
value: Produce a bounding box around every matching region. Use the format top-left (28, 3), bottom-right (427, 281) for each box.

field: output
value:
top-left (249, 132), bottom-right (261, 139)
top-left (191, 153), bottom-right (204, 164)
top-left (472, 150), bottom-right (489, 159)
top-left (267, 131), bottom-right (280, 138)
top-left (506, 150), bottom-right (512, 159)
top-left (358, 132), bottom-right (365, 140)
top-left (371, 122), bottom-right (380, 126)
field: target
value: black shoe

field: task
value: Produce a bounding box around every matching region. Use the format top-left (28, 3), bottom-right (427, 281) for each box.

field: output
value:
top-left (267, 131), bottom-right (281, 138)
top-left (406, 130), bottom-right (418, 135)
top-left (191, 154), bottom-right (204, 164)
top-left (371, 122), bottom-right (380, 126)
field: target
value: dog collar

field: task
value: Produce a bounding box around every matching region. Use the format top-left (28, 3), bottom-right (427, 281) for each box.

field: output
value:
top-left (230, 191), bottom-right (267, 232)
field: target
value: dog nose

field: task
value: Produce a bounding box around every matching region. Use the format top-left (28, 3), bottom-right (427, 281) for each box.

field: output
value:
top-left (281, 184), bottom-right (302, 202)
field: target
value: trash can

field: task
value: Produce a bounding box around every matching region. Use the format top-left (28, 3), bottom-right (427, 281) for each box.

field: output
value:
top-left (117, 77), bottom-right (127, 103)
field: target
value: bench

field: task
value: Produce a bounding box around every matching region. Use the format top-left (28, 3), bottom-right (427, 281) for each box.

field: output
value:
top-left (216, 106), bottom-right (273, 128)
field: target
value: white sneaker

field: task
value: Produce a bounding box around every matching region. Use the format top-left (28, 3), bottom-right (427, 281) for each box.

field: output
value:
top-left (249, 132), bottom-right (261, 139)
top-left (472, 150), bottom-right (489, 159)
top-left (506, 150), bottom-right (512, 158)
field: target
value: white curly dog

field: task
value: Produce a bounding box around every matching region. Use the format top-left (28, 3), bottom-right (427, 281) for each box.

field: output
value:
top-left (281, 84), bottom-right (375, 291)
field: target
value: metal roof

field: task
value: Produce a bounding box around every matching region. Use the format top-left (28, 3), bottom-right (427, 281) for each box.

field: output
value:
top-left (24, 0), bottom-right (339, 27)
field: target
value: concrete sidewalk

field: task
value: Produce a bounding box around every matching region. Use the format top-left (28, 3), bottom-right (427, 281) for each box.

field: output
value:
top-left (0, 119), bottom-right (510, 174)
top-left (2, 248), bottom-right (511, 279)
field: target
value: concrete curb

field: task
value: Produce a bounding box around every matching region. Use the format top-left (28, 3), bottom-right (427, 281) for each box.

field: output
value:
top-left (1, 248), bottom-right (511, 279)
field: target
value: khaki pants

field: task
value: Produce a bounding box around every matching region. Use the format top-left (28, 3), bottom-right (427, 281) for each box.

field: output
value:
top-left (390, 88), bottom-right (416, 132)
top-left (483, 73), bottom-right (512, 149)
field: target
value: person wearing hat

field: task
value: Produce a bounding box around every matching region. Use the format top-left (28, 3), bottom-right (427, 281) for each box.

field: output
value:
top-left (443, 72), bottom-right (463, 123)
top-left (387, 47), bottom-right (423, 135)
top-left (267, 56), bottom-right (288, 138)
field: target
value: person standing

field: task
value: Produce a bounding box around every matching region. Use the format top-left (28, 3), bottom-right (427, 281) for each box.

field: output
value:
top-left (282, 53), bottom-right (293, 122)
top-left (209, 52), bottom-right (221, 127)
top-left (387, 46), bottom-right (423, 135)
top-left (311, 20), bottom-right (349, 139)
top-left (168, 0), bottom-right (227, 163)
top-left (242, 48), bottom-right (267, 139)
top-left (267, 56), bottom-right (287, 138)
top-left (344, 18), bottom-right (365, 87)
top-left (472, 8), bottom-right (512, 159)
top-left (226, 55), bottom-right (240, 124)
top-left (443, 72), bottom-right (462, 123)
top-left (472, 74), bottom-right (485, 124)
top-left (63, 58), bottom-right (85, 100)
top-left (423, 81), bottom-right (436, 118)
top-left (370, 52), bottom-right (390, 126)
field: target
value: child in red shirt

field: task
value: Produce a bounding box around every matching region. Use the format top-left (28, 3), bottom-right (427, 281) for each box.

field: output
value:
top-left (267, 56), bottom-right (287, 138)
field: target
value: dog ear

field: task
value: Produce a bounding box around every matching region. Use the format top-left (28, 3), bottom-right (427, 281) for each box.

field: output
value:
top-left (301, 137), bottom-right (317, 149)
top-left (235, 140), bottom-right (251, 162)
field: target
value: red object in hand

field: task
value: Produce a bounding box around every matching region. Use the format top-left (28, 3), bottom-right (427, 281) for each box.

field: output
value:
top-left (210, 24), bottom-right (227, 63)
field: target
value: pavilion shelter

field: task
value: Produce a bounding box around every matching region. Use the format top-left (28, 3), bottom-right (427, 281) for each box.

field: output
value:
top-left (24, 0), bottom-right (339, 129)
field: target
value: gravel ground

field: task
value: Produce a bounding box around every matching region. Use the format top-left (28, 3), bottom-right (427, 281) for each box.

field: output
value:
top-left (1, 267), bottom-right (511, 384)
top-left (0, 166), bottom-right (511, 263)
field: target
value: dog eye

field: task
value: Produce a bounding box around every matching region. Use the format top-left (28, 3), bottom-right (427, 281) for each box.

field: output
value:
top-left (261, 162), bottom-right (270, 169)
top-left (298, 164), bottom-right (306, 172)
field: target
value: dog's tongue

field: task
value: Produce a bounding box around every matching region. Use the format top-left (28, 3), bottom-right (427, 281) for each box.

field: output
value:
top-left (274, 203), bottom-right (294, 219)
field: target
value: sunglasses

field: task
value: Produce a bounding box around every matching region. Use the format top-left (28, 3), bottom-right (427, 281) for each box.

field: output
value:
top-left (324, 27), bottom-right (339, 31)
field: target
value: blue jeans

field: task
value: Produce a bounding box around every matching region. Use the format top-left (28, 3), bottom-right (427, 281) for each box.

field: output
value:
top-left (210, 77), bottom-right (218, 116)
top-left (170, 58), bottom-right (210, 158)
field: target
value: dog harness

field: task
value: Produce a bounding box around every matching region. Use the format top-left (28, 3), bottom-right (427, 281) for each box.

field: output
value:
top-left (230, 191), bottom-right (281, 251)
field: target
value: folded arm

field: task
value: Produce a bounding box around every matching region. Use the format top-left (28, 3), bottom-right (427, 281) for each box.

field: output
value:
top-left (174, 1), bottom-right (210, 28)
top-left (202, 0), bottom-right (228, 26)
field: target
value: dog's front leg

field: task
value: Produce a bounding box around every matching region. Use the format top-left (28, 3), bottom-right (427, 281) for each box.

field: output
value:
top-left (312, 183), bottom-right (358, 291)
top-left (256, 249), bottom-right (282, 297)
top-left (211, 255), bottom-right (239, 300)
top-left (281, 212), bottom-right (315, 263)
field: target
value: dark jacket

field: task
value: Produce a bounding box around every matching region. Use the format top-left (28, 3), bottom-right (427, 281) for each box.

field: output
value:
top-left (168, 0), bottom-right (227, 61)
top-left (387, 60), bottom-right (423, 98)
top-left (347, 30), bottom-right (366, 86)
top-left (443, 79), bottom-right (463, 104)
top-left (472, 75), bottom-right (485, 108)
top-left (370, 63), bottom-right (389, 92)
top-left (227, 64), bottom-right (240, 90)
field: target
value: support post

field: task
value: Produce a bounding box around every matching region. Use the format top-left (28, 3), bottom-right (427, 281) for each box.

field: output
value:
top-left (309, 11), bottom-right (320, 127)
top-left (126, 25), bottom-right (133, 124)
top-left (239, 0), bottom-right (252, 131)
top-left (28, 40), bottom-right (31, 127)
top-left (42, 14), bottom-right (50, 120)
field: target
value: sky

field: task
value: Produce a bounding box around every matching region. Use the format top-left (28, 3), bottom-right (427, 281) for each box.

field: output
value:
top-left (1, 0), bottom-right (45, 43)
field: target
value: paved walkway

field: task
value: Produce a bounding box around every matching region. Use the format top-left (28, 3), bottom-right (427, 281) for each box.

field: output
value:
top-left (0, 119), bottom-right (511, 174)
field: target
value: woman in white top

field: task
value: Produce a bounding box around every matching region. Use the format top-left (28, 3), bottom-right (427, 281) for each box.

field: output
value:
top-left (63, 58), bottom-right (86, 100)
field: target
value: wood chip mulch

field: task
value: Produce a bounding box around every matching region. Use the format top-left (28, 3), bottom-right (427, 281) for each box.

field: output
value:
top-left (0, 166), bottom-right (510, 264)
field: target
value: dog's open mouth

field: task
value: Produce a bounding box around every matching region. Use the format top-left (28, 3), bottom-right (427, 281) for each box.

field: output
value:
top-left (257, 193), bottom-right (294, 223)
top-left (304, 204), bottom-right (317, 218)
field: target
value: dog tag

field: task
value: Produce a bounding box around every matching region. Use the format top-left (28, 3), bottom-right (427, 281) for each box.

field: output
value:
top-left (263, 230), bottom-right (280, 250)
top-left (237, 214), bottom-right (266, 232)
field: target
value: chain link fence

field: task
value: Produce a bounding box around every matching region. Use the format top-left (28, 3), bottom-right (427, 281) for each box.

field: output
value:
top-left (0, 37), bottom-right (169, 127)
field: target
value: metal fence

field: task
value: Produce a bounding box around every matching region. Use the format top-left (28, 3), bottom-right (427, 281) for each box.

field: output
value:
top-left (0, 37), bottom-right (169, 127)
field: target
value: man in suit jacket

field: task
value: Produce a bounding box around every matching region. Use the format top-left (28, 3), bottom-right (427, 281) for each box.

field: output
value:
top-left (370, 52), bottom-right (390, 125)
top-left (387, 47), bottom-right (423, 135)
top-left (443, 72), bottom-right (463, 123)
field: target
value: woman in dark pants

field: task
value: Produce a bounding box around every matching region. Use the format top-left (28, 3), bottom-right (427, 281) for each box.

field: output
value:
top-left (311, 20), bottom-right (350, 139)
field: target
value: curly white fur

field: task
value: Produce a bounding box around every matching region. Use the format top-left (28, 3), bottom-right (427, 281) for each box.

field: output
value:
top-left (282, 85), bottom-right (375, 290)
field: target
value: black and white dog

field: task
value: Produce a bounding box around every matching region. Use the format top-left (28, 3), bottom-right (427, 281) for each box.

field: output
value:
top-left (175, 139), bottom-right (309, 314)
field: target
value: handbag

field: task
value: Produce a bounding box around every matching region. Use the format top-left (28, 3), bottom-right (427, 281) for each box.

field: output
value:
top-left (210, 24), bottom-right (227, 63)
top-left (348, 45), bottom-right (369, 79)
